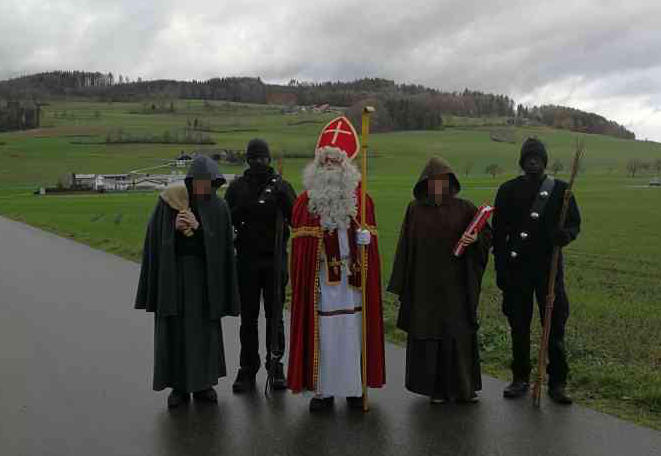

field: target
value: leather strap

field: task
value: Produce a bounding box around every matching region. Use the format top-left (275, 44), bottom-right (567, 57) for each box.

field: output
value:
top-left (508, 175), bottom-right (556, 261)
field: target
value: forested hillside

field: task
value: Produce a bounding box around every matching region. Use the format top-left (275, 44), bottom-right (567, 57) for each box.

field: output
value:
top-left (0, 71), bottom-right (635, 139)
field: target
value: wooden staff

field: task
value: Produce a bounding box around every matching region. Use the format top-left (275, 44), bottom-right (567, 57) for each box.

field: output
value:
top-left (360, 106), bottom-right (374, 412)
top-left (277, 155), bottom-right (284, 176)
top-left (532, 139), bottom-right (584, 407)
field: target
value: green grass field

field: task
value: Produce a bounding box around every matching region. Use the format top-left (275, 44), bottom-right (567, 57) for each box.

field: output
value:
top-left (1, 100), bottom-right (660, 428)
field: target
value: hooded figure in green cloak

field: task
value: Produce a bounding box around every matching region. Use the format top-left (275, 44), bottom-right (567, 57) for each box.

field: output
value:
top-left (135, 155), bottom-right (240, 408)
top-left (388, 157), bottom-right (491, 403)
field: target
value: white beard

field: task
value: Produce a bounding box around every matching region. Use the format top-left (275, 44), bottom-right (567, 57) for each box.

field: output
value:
top-left (303, 147), bottom-right (361, 231)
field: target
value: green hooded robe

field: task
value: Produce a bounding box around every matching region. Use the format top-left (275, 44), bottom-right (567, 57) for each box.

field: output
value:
top-left (135, 156), bottom-right (240, 392)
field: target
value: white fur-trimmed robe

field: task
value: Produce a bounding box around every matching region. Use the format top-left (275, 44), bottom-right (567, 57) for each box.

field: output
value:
top-left (316, 229), bottom-right (363, 398)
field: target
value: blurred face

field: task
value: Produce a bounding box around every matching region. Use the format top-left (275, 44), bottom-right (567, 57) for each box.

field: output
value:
top-left (522, 155), bottom-right (545, 177)
top-left (321, 154), bottom-right (343, 170)
top-left (192, 178), bottom-right (212, 196)
top-left (428, 176), bottom-right (450, 204)
top-left (247, 156), bottom-right (270, 169)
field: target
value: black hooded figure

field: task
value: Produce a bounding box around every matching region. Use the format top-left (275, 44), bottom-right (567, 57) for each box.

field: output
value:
top-left (388, 157), bottom-right (491, 403)
top-left (224, 139), bottom-right (297, 392)
top-left (135, 155), bottom-right (240, 408)
top-left (493, 138), bottom-right (581, 404)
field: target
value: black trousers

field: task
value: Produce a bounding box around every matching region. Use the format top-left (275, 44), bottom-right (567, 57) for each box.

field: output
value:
top-left (237, 256), bottom-right (286, 373)
top-left (502, 257), bottom-right (570, 387)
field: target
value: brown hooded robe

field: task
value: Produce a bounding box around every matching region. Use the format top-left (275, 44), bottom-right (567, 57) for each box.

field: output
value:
top-left (387, 157), bottom-right (491, 401)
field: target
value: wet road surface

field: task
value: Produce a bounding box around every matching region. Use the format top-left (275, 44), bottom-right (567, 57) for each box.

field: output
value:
top-left (1, 216), bottom-right (660, 456)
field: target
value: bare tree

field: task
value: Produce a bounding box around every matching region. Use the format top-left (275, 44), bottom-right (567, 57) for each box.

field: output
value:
top-left (653, 159), bottom-right (661, 175)
top-left (485, 163), bottom-right (503, 179)
top-left (626, 158), bottom-right (642, 177)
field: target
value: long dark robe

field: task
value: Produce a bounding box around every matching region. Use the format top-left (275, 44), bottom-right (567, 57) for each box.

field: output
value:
top-left (135, 156), bottom-right (240, 392)
top-left (153, 254), bottom-right (226, 392)
top-left (387, 157), bottom-right (491, 400)
top-left (134, 196), bottom-right (240, 319)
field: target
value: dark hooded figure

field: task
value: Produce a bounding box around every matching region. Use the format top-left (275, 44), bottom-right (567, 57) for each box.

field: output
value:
top-left (388, 157), bottom-right (491, 403)
top-left (493, 137), bottom-right (580, 405)
top-left (135, 155), bottom-right (240, 408)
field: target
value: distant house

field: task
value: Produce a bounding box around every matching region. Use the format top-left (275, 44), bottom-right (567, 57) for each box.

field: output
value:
top-left (101, 174), bottom-right (130, 191)
top-left (312, 103), bottom-right (330, 112)
top-left (53, 170), bottom-right (233, 194)
top-left (71, 173), bottom-right (129, 191)
top-left (175, 151), bottom-right (193, 168)
top-left (72, 174), bottom-right (97, 190)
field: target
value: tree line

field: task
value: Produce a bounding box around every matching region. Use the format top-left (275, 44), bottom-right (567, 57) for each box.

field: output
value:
top-left (0, 71), bottom-right (635, 138)
top-left (516, 104), bottom-right (635, 139)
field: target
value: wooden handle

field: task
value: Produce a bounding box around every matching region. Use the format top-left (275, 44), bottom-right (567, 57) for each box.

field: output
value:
top-left (360, 106), bottom-right (374, 412)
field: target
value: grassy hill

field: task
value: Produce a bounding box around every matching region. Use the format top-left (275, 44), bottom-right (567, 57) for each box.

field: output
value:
top-left (1, 100), bottom-right (660, 428)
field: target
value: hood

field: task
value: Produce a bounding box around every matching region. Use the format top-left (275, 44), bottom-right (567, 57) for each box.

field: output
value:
top-left (185, 155), bottom-right (226, 188)
top-left (519, 137), bottom-right (548, 168)
top-left (413, 156), bottom-right (461, 201)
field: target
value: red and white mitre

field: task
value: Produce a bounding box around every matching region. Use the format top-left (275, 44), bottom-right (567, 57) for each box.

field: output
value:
top-left (315, 116), bottom-right (360, 160)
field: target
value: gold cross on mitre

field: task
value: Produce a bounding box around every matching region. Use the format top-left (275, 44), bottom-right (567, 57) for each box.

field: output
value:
top-left (326, 119), bottom-right (353, 145)
top-left (315, 115), bottom-right (361, 160)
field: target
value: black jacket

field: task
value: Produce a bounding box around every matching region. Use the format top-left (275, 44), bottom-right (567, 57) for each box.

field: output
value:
top-left (493, 174), bottom-right (581, 275)
top-left (224, 166), bottom-right (296, 259)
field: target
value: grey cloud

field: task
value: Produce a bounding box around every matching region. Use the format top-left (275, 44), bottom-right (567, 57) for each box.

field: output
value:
top-left (1, 0), bottom-right (660, 139)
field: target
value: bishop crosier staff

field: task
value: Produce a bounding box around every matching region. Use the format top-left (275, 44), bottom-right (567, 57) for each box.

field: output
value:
top-left (360, 106), bottom-right (374, 411)
top-left (287, 115), bottom-right (386, 413)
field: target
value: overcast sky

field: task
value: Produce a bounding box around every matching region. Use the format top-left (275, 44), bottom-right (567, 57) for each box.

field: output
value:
top-left (2, 0), bottom-right (661, 140)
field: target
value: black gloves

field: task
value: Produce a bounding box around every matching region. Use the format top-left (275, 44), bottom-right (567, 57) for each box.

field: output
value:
top-left (553, 229), bottom-right (573, 247)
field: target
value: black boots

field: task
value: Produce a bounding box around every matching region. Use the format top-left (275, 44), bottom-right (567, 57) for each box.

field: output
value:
top-left (233, 359), bottom-right (286, 393)
top-left (168, 388), bottom-right (218, 408)
top-left (193, 388), bottom-right (218, 403)
top-left (167, 390), bottom-right (190, 408)
top-left (232, 368), bottom-right (257, 393)
top-left (549, 385), bottom-right (573, 405)
top-left (456, 393), bottom-right (479, 404)
top-left (503, 380), bottom-right (530, 399)
top-left (309, 396), bottom-right (334, 412)
top-left (309, 396), bottom-right (363, 411)
top-left (268, 361), bottom-right (287, 390)
top-left (346, 396), bottom-right (364, 409)
top-left (503, 380), bottom-right (573, 404)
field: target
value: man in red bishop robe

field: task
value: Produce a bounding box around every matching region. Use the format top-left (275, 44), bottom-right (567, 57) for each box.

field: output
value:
top-left (287, 116), bottom-right (386, 412)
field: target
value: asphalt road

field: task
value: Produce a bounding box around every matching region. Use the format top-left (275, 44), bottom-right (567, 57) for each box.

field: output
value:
top-left (1, 216), bottom-right (659, 456)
